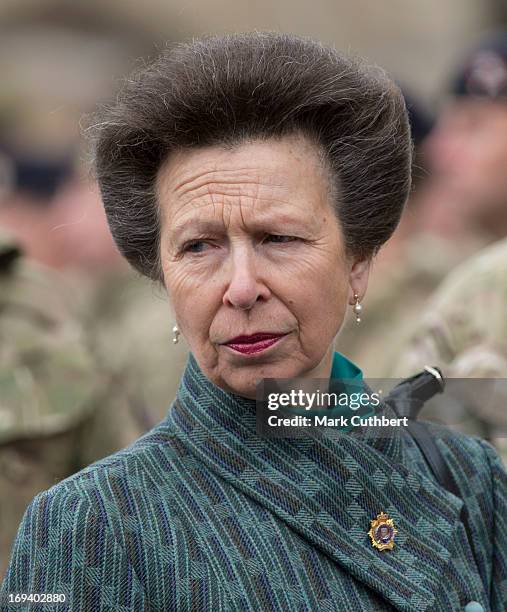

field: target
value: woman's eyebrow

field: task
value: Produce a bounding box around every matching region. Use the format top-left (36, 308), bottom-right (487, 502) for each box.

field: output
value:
top-left (170, 215), bottom-right (310, 238)
top-left (170, 219), bottom-right (226, 238)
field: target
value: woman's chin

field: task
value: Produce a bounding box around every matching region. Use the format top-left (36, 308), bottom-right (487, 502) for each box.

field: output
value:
top-left (210, 366), bottom-right (267, 399)
top-left (212, 358), bottom-right (302, 400)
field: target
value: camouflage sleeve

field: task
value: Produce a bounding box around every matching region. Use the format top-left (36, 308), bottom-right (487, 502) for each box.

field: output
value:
top-left (478, 439), bottom-right (507, 610)
top-left (391, 240), bottom-right (507, 381)
top-left (0, 488), bottom-right (147, 611)
top-left (389, 320), bottom-right (449, 378)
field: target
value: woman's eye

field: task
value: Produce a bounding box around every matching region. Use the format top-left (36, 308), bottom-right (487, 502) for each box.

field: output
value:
top-left (265, 234), bottom-right (298, 244)
top-left (182, 235), bottom-right (298, 254)
top-left (183, 240), bottom-right (208, 254)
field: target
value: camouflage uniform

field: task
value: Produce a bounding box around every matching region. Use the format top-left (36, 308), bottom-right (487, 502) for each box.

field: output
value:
top-left (76, 269), bottom-right (189, 427)
top-left (0, 231), bottom-right (143, 577)
top-left (392, 238), bottom-right (507, 460)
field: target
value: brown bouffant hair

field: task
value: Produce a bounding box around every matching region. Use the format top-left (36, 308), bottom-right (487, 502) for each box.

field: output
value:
top-left (89, 32), bottom-right (412, 281)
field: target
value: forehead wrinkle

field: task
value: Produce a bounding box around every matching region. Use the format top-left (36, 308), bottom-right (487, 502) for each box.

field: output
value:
top-left (171, 166), bottom-right (285, 198)
top-left (173, 191), bottom-right (299, 223)
top-left (173, 178), bottom-right (289, 211)
top-left (167, 169), bottom-right (298, 230)
top-left (174, 188), bottom-right (292, 215)
top-left (211, 183), bottom-right (233, 231)
top-left (161, 173), bottom-right (292, 230)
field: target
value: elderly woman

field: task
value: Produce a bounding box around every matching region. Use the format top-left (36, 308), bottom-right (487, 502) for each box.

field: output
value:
top-left (2, 33), bottom-right (506, 612)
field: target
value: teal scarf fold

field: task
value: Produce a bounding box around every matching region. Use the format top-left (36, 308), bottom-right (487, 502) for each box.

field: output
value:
top-left (330, 350), bottom-right (362, 380)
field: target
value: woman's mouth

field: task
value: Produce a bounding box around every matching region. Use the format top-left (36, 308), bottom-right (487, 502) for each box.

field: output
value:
top-left (223, 332), bottom-right (288, 355)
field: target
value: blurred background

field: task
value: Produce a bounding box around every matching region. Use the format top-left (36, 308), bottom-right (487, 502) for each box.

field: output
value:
top-left (1, 0), bottom-right (507, 576)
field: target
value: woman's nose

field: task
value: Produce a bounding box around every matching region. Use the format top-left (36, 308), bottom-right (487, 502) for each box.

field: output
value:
top-left (222, 249), bottom-right (270, 310)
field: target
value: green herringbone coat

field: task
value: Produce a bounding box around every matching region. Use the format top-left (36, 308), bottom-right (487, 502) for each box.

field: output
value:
top-left (2, 353), bottom-right (506, 611)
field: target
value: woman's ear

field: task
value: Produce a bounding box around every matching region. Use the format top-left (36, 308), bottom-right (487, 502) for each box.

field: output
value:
top-left (348, 258), bottom-right (371, 304)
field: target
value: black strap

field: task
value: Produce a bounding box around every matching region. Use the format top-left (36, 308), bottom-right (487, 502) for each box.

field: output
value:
top-left (384, 366), bottom-right (445, 420)
top-left (404, 419), bottom-right (465, 501)
top-left (384, 368), bottom-right (479, 569)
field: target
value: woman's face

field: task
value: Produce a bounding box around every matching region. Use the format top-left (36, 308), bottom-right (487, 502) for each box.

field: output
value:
top-left (157, 134), bottom-right (369, 398)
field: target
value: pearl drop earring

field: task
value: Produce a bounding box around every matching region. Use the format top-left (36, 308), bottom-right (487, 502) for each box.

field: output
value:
top-left (172, 324), bottom-right (180, 344)
top-left (353, 294), bottom-right (363, 324)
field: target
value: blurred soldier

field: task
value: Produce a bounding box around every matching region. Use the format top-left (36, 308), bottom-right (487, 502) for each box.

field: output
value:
top-left (0, 229), bottom-right (147, 577)
top-left (421, 30), bottom-right (507, 242)
top-left (391, 32), bottom-right (507, 460)
top-left (392, 238), bottom-right (507, 461)
top-left (340, 33), bottom-right (507, 377)
top-left (0, 9), bottom-right (187, 417)
top-left (0, 138), bottom-right (188, 425)
top-left (390, 32), bottom-right (507, 457)
top-left (392, 31), bottom-right (507, 379)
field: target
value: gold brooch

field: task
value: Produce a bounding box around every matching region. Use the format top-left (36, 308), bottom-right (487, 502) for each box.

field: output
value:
top-left (369, 512), bottom-right (397, 551)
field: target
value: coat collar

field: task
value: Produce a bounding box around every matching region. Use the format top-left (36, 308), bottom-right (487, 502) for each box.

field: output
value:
top-left (330, 350), bottom-right (363, 380)
top-left (166, 353), bottom-right (464, 611)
